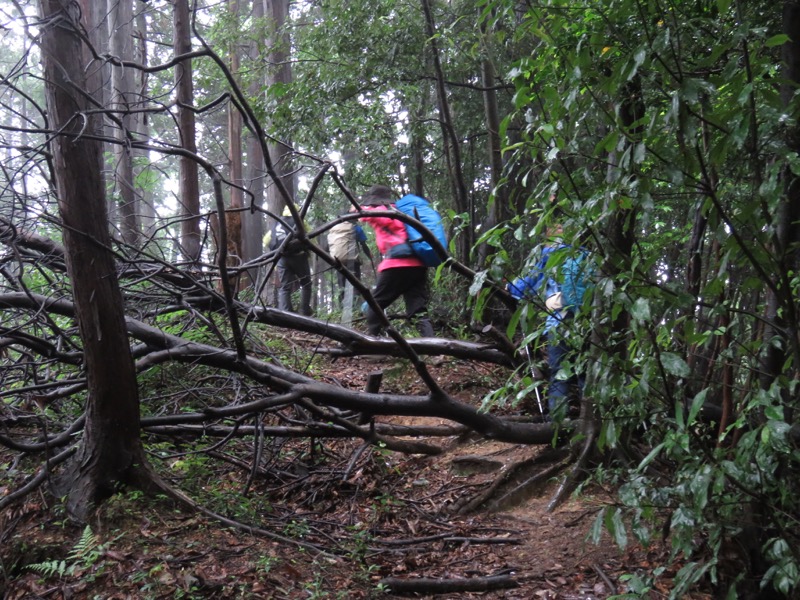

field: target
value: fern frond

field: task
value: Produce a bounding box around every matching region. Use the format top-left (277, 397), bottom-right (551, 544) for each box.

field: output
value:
top-left (27, 559), bottom-right (66, 578)
top-left (68, 525), bottom-right (99, 561)
top-left (26, 525), bottom-right (104, 579)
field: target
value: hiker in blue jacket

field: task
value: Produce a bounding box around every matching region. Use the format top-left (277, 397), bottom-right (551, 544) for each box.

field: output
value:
top-left (508, 226), bottom-right (587, 420)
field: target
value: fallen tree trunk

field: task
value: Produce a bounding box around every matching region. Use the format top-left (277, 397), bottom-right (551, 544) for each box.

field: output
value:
top-left (0, 292), bottom-right (562, 446)
top-left (379, 573), bottom-right (519, 594)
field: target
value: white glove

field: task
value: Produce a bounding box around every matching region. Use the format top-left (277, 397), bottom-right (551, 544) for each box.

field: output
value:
top-left (545, 292), bottom-right (563, 311)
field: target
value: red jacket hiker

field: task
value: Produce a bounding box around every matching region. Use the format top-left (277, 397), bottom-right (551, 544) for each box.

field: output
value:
top-left (359, 185), bottom-right (434, 337)
top-left (360, 205), bottom-right (424, 271)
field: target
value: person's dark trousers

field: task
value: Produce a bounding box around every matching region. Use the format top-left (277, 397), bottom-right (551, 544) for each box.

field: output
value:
top-left (366, 266), bottom-right (434, 337)
top-left (546, 325), bottom-right (584, 420)
top-left (336, 259), bottom-right (361, 308)
top-left (277, 253), bottom-right (312, 316)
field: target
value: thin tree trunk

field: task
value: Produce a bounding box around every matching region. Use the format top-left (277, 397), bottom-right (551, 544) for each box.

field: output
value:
top-left (408, 88), bottom-right (430, 197)
top-left (475, 20), bottom-right (506, 268)
top-left (242, 0), bottom-right (267, 280)
top-left (223, 0), bottom-right (244, 292)
top-left (136, 6), bottom-right (156, 240)
top-left (264, 0), bottom-right (295, 258)
top-left (174, 0), bottom-right (201, 264)
top-left (264, 0), bottom-right (295, 219)
top-left (419, 0), bottom-right (470, 262)
top-left (604, 77), bottom-right (643, 356)
top-left (107, 0), bottom-right (139, 248)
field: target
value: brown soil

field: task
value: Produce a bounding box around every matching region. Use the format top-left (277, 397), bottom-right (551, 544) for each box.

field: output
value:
top-left (1, 351), bottom-right (707, 599)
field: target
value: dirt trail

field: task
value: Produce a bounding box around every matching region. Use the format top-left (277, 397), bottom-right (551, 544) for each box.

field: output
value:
top-left (1, 352), bottom-right (693, 599)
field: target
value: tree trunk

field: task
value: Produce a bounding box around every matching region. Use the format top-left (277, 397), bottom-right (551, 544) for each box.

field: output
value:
top-left (744, 2), bottom-right (800, 437)
top-left (264, 0), bottom-right (295, 222)
top-left (603, 77), bottom-right (642, 356)
top-left (107, 0), bottom-right (139, 248)
top-left (420, 0), bottom-right (470, 262)
top-left (408, 92), bottom-right (430, 197)
top-left (758, 3), bottom-right (800, 393)
top-left (475, 20), bottom-right (507, 268)
top-left (38, 0), bottom-right (150, 520)
top-left (222, 0), bottom-right (245, 292)
top-left (174, 0), bottom-right (202, 264)
top-left (136, 8), bottom-right (156, 241)
top-left (242, 0), bottom-right (267, 280)
top-left (263, 0), bottom-right (295, 308)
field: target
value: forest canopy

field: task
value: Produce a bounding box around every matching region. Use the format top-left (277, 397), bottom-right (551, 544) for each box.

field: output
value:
top-left (2, 0), bottom-right (800, 597)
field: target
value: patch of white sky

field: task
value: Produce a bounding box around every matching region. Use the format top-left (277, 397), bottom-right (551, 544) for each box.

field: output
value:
top-left (0, 3), bottom-right (49, 206)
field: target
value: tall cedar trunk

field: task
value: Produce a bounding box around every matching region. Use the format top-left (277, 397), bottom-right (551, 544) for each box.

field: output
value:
top-left (242, 0), bottom-right (266, 278)
top-left (38, 0), bottom-right (148, 520)
top-left (223, 0), bottom-right (244, 291)
top-left (174, 0), bottom-right (201, 264)
top-left (264, 0), bottom-right (294, 222)
top-left (85, 0), bottom-right (114, 223)
top-left (108, 0), bottom-right (139, 248)
top-left (420, 0), bottom-right (470, 262)
top-left (136, 8), bottom-right (156, 239)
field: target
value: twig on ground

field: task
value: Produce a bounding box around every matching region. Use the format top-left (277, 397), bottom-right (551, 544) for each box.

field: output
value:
top-left (593, 562), bottom-right (618, 595)
top-left (0, 446), bottom-right (75, 511)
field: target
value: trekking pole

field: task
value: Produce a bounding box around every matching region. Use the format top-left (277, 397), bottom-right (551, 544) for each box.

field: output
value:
top-left (524, 344), bottom-right (545, 415)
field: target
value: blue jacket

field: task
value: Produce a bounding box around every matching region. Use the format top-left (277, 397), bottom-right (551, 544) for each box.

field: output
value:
top-left (507, 244), bottom-right (567, 332)
top-left (354, 223), bottom-right (367, 244)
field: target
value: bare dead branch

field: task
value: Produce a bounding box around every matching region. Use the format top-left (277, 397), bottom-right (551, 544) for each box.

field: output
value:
top-left (0, 292), bottom-right (556, 452)
top-left (379, 573), bottom-right (519, 594)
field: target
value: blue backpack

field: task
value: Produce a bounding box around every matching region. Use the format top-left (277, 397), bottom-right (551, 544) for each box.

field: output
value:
top-left (394, 194), bottom-right (448, 267)
top-left (559, 249), bottom-right (593, 311)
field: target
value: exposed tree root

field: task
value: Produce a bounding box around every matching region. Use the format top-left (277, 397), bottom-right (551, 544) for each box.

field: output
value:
top-left (593, 562), bottom-right (619, 595)
top-left (546, 429), bottom-right (596, 512)
top-left (450, 447), bottom-right (570, 515)
top-left (450, 396), bottom-right (602, 515)
top-left (546, 397), bottom-right (600, 512)
top-left (489, 451), bottom-right (573, 513)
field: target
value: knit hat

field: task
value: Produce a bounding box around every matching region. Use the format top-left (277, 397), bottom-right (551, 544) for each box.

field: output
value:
top-left (361, 185), bottom-right (395, 205)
